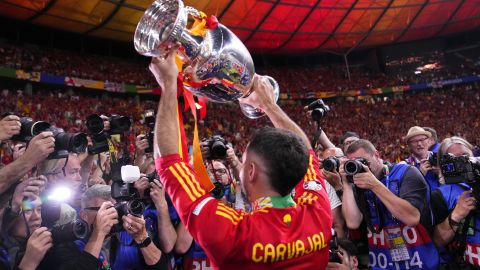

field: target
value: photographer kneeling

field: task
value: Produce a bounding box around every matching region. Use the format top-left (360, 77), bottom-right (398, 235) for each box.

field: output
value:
top-left (430, 137), bottom-right (480, 269)
top-left (341, 139), bottom-right (439, 270)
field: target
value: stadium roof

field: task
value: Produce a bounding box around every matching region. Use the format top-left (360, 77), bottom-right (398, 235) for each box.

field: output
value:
top-left (1, 0), bottom-right (479, 53)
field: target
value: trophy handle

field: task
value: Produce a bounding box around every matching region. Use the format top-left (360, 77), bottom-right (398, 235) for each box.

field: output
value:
top-left (239, 76), bottom-right (280, 119)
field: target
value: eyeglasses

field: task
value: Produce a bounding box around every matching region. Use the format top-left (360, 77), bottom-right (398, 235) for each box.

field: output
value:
top-left (214, 168), bottom-right (227, 175)
top-left (84, 206), bottom-right (100, 211)
top-left (408, 137), bottom-right (428, 145)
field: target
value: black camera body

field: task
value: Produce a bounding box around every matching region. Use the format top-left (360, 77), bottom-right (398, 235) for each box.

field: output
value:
top-left (428, 151), bottom-right (438, 166)
top-left (109, 160), bottom-right (145, 232)
top-left (50, 219), bottom-right (90, 244)
top-left (211, 182), bottom-right (226, 199)
top-left (323, 157), bottom-right (340, 172)
top-left (307, 99), bottom-right (330, 122)
top-left (47, 127), bottom-right (88, 159)
top-left (11, 117), bottom-right (51, 142)
top-left (204, 135), bottom-right (227, 160)
top-left (440, 154), bottom-right (480, 184)
top-left (143, 131), bottom-right (154, 153)
top-left (86, 114), bottom-right (131, 155)
top-left (40, 200), bottom-right (90, 243)
top-left (114, 200), bottom-right (145, 219)
top-left (329, 229), bottom-right (341, 263)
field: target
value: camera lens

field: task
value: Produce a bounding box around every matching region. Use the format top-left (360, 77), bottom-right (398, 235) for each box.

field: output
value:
top-left (127, 200), bottom-right (145, 217)
top-left (211, 141), bottom-right (227, 159)
top-left (31, 121), bottom-right (51, 136)
top-left (72, 219), bottom-right (90, 240)
top-left (344, 160), bottom-right (362, 175)
top-left (86, 114), bottom-right (104, 134)
top-left (71, 133), bottom-right (88, 153)
top-left (322, 157), bottom-right (339, 172)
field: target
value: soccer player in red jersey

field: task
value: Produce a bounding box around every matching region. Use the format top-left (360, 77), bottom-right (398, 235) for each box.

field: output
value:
top-left (149, 45), bottom-right (332, 269)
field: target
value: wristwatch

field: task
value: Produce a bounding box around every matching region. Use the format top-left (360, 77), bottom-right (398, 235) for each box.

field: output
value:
top-left (136, 235), bottom-right (152, 248)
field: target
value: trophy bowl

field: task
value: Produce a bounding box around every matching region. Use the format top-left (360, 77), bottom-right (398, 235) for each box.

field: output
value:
top-left (134, 0), bottom-right (279, 118)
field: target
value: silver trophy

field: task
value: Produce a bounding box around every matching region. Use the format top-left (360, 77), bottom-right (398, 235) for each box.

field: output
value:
top-left (134, 0), bottom-right (279, 119)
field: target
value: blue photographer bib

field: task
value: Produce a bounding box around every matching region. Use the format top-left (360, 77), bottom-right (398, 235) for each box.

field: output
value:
top-left (365, 163), bottom-right (439, 270)
top-left (439, 183), bottom-right (480, 267)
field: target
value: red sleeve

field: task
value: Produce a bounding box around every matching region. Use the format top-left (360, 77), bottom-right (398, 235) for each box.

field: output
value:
top-left (155, 155), bottom-right (243, 266)
top-left (294, 150), bottom-right (331, 208)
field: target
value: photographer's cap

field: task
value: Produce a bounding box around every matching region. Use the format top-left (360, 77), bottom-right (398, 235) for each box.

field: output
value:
top-left (121, 165), bottom-right (141, 183)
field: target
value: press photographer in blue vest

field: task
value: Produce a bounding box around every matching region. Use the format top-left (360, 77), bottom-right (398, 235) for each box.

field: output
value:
top-left (430, 136), bottom-right (480, 269)
top-left (340, 139), bottom-right (439, 270)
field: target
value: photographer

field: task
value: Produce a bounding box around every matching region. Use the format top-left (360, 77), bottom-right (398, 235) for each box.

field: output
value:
top-left (1, 191), bottom-right (100, 270)
top-left (430, 137), bottom-right (480, 269)
top-left (327, 238), bottom-right (360, 270)
top-left (320, 147), bottom-right (346, 238)
top-left (404, 126), bottom-right (442, 191)
top-left (151, 46), bottom-right (332, 268)
top-left (77, 184), bottom-right (166, 270)
top-left (341, 139), bottom-right (439, 270)
top-left (0, 131), bottom-right (55, 195)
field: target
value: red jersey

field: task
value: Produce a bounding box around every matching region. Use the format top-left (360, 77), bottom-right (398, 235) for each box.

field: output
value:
top-left (156, 150), bottom-right (332, 269)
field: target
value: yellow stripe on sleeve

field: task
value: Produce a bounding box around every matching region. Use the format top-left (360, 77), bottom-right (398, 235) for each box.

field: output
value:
top-left (215, 210), bottom-right (239, 225)
top-left (168, 166), bottom-right (196, 201)
top-left (174, 163), bottom-right (204, 199)
top-left (180, 162), bottom-right (206, 195)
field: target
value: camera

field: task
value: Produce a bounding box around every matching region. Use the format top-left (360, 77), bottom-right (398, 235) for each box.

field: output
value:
top-left (344, 158), bottom-right (370, 176)
top-left (50, 219), bottom-right (90, 243)
top-left (48, 127), bottom-right (88, 159)
top-left (440, 154), bottom-right (480, 184)
top-left (11, 117), bottom-right (51, 142)
top-left (329, 229), bottom-right (341, 263)
top-left (307, 99), bottom-right (330, 122)
top-left (110, 162), bottom-right (145, 232)
top-left (204, 135), bottom-right (227, 160)
top-left (211, 182), bottom-right (226, 199)
top-left (323, 157), bottom-right (340, 172)
top-left (86, 114), bottom-right (131, 154)
top-left (142, 110), bottom-right (155, 153)
top-left (40, 200), bottom-right (90, 243)
top-left (428, 151), bottom-right (438, 166)
top-left (114, 200), bottom-right (145, 218)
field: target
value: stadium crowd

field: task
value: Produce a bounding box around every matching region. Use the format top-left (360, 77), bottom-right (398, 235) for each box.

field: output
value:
top-left (2, 42), bottom-right (479, 93)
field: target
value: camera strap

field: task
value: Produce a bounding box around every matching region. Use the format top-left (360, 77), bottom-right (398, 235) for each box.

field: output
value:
top-left (353, 186), bottom-right (376, 233)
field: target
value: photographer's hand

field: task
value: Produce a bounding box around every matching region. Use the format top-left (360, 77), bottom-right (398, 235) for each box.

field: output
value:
top-left (18, 227), bottom-right (53, 270)
top-left (94, 201), bottom-right (118, 236)
top-left (322, 169), bottom-right (343, 192)
top-left (136, 134), bottom-right (149, 154)
top-left (13, 143), bottom-right (26, 161)
top-left (326, 252), bottom-right (350, 270)
top-left (84, 201), bottom-right (117, 259)
top-left (0, 114), bottom-right (21, 141)
top-left (134, 176), bottom-right (150, 199)
top-left (451, 190), bottom-right (476, 223)
top-left (150, 179), bottom-right (168, 209)
top-left (352, 165), bottom-right (381, 190)
top-left (123, 214), bottom-right (148, 243)
top-left (11, 176), bottom-right (47, 213)
top-left (21, 131), bottom-right (55, 165)
top-left (419, 159), bottom-right (432, 176)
